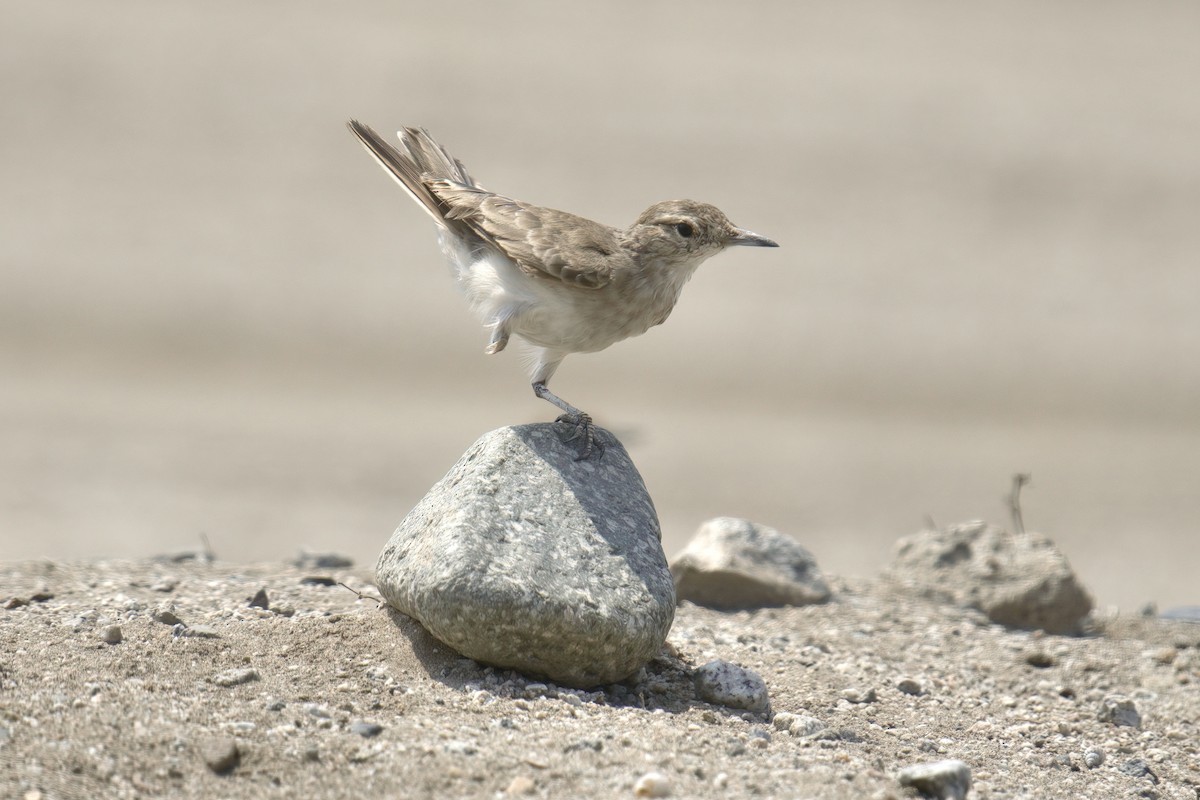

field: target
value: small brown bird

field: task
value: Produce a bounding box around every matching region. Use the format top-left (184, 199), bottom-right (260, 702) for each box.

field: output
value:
top-left (347, 120), bottom-right (778, 457)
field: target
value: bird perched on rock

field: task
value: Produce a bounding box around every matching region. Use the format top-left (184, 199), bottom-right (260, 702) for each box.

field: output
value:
top-left (348, 120), bottom-right (778, 458)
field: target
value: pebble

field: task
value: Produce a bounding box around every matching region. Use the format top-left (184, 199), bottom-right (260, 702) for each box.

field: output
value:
top-left (248, 588), bottom-right (270, 610)
top-left (212, 667), bottom-right (260, 687)
top-left (151, 607), bottom-right (181, 625)
top-left (694, 660), bottom-right (770, 713)
top-left (199, 737), bottom-right (240, 774)
top-left (1024, 650), bottom-right (1055, 668)
top-left (841, 686), bottom-right (877, 704)
top-left (633, 771), bottom-right (671, 797)
top-left (294, 551), bottom-right (354, 569)
top-left (349, 722), bottom-right (383, 738)
top-left (896, 677), bottom-right (924, 696)
top-left (1084, 748), bottom-right (1105, 769)
top-left (173, 624), bottom-right (219, 639)
top-left (784, 714), bottom-right (827, 738)
top-left (1097, 695), bottom-right (1141, 727)
top-left (100, 625), bottom-right (123, 645)
top-left (443, 740), bottom-right (477, 755)
top-left (897, 759), bottom-right (972, 800)
top-left (505, 775), bottom-right (536, 795)
top-left (1117, 758), bottom-right (1158, 784)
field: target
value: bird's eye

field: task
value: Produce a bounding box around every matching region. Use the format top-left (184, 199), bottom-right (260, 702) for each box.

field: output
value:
top-left (674, 222), bottom-right (694, 238)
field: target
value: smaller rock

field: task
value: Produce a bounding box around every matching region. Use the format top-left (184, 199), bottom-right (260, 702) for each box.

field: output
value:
top-left (1084, 748), bottom-right (1105, 769)
top-left (786, 714), bottom-right (827, 738)
top-left (200, 737), bottom-right (240, 775)
top-left (886, 521), bottom-right (1093, 634)
top-left (300, 576), bottom-right (337, 587)
top-left (101, 625), bottom-right (123, 645)
top-left (1117, 759), bottom-right (1158, 784)
top-left (151, 607), bottom-right (181, 625)
top-left (213, 668), bottom-right (260, 688)
top-left (294, 551), bottom-right (354, 569)
top-left (248, 589), bottom-right (270, 610)
top-left (30, 591), bottom-right (54, 603)
top-left (896, 677), bottom-right (924, 696)
top-left (670, 517), bottom-right (830, 610)
top-left (897, 759), bottom-right (972, 800)
top-left (694, 660), bottom-right (769, 713)
top-left (633, 771), bottom-right (671, 797)
top-left (1150, 647), bottom-right (1177, 666)
top-left (349, 722), bottom-right (383, 738)
top-left (841, 687), bottom-right (877, 704)
top-left (1024, 650), bottom-right (1055, 668)
top-left (771, 711), bottom-right (798, 731)
top-left (174, 624), bottom-right (219, 639)
top-left (1097, 695), bottom-right (1141, 728)
top-left (505, 775), bottom-right (536, 796)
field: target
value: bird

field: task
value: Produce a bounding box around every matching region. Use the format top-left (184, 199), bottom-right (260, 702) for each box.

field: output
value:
top-left (347, 120), bottom-right (779, 458)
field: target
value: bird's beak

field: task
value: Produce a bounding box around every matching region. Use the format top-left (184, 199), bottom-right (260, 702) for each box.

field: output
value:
top-left (728, 228), bottom-right (779, 248)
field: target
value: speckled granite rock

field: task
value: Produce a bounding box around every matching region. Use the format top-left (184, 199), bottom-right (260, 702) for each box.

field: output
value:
top-left (376, 424), bottom-right (675, 688)
top-left (670, 517), bottom-right (830, 610)
top-left (886, 520), bottom-right (1093, 634)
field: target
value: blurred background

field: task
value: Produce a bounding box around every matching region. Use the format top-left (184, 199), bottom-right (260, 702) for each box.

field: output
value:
top-left (3, 1), bottom-right (1198, 610)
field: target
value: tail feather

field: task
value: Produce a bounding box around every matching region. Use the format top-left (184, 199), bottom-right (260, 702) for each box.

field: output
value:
top-left (346, 119), bottom-right (479, 229)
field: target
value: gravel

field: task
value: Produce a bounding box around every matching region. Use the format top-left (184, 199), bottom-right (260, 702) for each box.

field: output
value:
top-left (1, 558), bottom-right (1197, 799)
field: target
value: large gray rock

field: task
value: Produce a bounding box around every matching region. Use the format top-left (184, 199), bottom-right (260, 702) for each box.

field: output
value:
top-left (886, 520), bottom-right (1093, 634)
top-left (376, 424), bottom-right (675, 688)
top-left (670, 517), bottom-right (831, 610)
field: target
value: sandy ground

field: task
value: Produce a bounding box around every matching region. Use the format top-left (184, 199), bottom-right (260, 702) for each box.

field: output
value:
top-left (2, 558), bottom-right (1198, 799)
top-left (3, 3), bottom-right (1200, 610)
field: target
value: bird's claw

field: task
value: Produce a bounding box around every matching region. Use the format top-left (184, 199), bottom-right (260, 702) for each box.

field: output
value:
top-left (554, 413), bottom-right (602, 460)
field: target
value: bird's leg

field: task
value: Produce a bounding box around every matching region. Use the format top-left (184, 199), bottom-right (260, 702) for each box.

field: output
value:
top-left (532, 381), bottom-right (601, 460)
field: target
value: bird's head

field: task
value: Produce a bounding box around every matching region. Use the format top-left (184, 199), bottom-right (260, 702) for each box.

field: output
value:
top-left (628, 200), bottom-right (778, 267)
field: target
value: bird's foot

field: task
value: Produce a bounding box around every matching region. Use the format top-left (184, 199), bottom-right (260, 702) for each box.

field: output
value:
top-left (554, 412), bottom-right (602, 461)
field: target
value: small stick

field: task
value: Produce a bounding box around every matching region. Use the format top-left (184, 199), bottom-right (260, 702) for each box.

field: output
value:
top-left (339, 582), bottom-right (385, 608)
top-left (1006, 473), bottom-right (1031, 534)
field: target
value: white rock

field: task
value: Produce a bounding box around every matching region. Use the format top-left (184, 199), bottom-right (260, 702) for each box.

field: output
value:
top-left (694, 660), bottom-right (769, 713)
top-left (671, 518), bottom-right (830, 610)
top-left (633, 771), bottom-right (671, 797)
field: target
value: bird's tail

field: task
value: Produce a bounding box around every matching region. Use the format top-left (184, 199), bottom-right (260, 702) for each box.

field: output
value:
top-left (346, 120), bottom-right (479, 228)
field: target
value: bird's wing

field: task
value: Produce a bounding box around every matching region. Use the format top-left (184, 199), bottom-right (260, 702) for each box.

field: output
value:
top-left (429, 180), bottom-right (629, 289)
